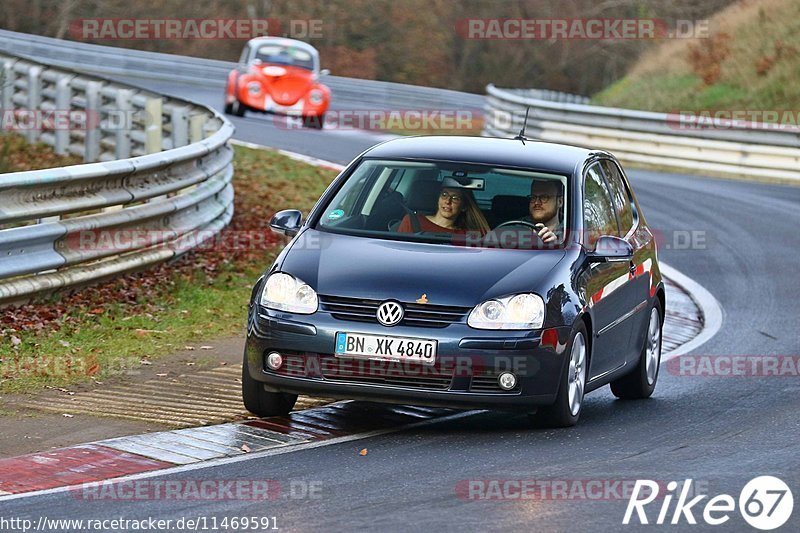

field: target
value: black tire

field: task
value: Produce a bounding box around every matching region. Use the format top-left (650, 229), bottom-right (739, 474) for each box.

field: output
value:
top-left (610, 299), bottom-right (663, 399)
top-left (230, 99), bottom-right (245, 117)
top-left (530, 321), bottom-right (588, 428)
top-left (302, 114), bottom-right (324, 129)
top-left (241, 355), bottom-right (297, 417)
top-left (224, 101), bottom-right (233, 115)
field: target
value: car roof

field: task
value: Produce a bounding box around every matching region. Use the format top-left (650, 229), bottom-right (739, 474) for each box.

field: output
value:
top-left (246, 36), bottom-right (319, 56)
top-left (362, 136), bottom-right (600, 175)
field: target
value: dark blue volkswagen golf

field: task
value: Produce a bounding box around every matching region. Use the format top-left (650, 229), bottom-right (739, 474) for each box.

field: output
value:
top-left (243, 136), bottom-right (664, 426)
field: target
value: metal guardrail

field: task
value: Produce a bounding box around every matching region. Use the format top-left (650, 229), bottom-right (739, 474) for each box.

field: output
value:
top-left (483, 84), bottom-right (800, 181)
top-left (0, 51), bottom-right (235, 307)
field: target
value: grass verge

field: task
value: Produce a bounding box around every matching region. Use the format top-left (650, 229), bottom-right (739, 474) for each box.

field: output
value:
top-left (0, 143), bottom-right (338, 393)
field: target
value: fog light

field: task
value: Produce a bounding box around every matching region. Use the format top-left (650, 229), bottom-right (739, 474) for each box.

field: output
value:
top-left (498, 371), bottom-right (517, 390)
top-left (266, 352), bottom-right (283, 370)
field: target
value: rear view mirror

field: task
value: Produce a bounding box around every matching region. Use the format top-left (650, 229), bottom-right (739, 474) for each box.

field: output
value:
top-left (270, 209), bottom-right (303, 237)
top-left (442, 176), bottom-right (485, 190)
top-left (587, 235), bottom-right (633, 263)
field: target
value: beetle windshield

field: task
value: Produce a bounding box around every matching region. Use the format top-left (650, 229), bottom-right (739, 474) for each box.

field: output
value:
top-left (254, 44), bottom-right (315, 70)
top-left (315, 159), bottom-right (569, 249)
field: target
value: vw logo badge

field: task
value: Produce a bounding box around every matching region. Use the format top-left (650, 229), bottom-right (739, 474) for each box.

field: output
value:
top-left (376, 301), bottom-right (404, 327)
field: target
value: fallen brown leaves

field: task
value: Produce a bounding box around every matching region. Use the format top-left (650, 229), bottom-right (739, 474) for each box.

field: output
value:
top-left (0, 134), bottom-right (82, 173)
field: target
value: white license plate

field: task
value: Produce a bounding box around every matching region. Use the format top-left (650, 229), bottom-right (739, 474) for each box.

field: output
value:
top-left (335, 332), bottom-right (437, 365)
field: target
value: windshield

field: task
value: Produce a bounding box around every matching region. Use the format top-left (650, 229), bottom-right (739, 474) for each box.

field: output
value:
top-left (254, 44), bottom-right (315, 70)
top-left (316, 159), bottom-right (569, 249)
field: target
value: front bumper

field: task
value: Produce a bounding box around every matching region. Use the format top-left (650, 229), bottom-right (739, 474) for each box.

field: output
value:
top-left (244, 306), bottom-right (572, 411)
top-left (239, 92), bottom-right (325, 118)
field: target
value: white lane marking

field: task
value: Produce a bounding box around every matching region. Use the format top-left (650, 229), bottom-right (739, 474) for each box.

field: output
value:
top-left (660, 262), bottom-right (724, 360)
top-left (0, 410), bottom-right (478, 503)
top-left (229, 139), bottom-right (345, 171)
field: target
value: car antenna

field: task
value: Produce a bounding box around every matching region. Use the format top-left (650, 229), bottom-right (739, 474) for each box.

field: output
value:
top-left (513, 106), bottom-right (531, 145)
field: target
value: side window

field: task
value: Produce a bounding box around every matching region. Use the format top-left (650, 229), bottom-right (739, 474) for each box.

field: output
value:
top-left (239, 45), bottom-right (251, 65)
top-left (583, 164), bottom-right (618, 249)
top-left (600, 160), bottom-right (635, 236)
top-left (330, 168), bottom-right (373, 217)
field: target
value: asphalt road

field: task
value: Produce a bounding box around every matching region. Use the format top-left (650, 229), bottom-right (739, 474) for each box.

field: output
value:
top-left (2, 77), bottom-right (799, 532)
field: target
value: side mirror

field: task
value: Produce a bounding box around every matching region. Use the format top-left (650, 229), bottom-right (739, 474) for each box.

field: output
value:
top-left (320, 68), bottom-right (330, 76)
top-left (270, 209), bottom-right (303, 237)
top-left (587, 235), bottom-right (633, 263)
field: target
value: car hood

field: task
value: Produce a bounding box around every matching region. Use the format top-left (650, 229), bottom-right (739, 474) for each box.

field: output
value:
top-left (278, 230), bottom-right (566, 307)
top-left (252, 65), bottom-right (314, 105)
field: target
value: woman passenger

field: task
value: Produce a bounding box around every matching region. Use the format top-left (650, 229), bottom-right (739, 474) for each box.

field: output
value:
top-left (398, 186), bottom-right (490, 235)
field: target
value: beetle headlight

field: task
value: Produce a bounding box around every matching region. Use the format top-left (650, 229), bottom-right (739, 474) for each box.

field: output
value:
top-left (260, 273), bottom-right (318, 314)
top-left (309, 89), bottom-right (324, 104)
top-left (468, 293), bottom-right (545, 330)
top-left (247, 82), bottom-right (262, 94)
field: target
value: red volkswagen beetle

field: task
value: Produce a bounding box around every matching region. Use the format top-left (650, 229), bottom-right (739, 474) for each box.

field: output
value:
top-left (224, 37), bottom-right (330, 128)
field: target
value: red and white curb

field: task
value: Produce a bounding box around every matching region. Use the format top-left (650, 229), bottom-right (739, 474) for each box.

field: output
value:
top-left (0, 403), bottom-right (456, 498)
top-left (659, 263), bottom-right (723, 360)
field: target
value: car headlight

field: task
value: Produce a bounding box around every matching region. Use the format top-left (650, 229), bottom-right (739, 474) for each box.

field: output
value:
top-left (247, 82), bottom-right (261, 94)
top-left (468, 293), bottom-right (545, 330)
top-left (309, 89), bottom-right (324, 104)
top-left (260, 273), bottom-right (318, 314)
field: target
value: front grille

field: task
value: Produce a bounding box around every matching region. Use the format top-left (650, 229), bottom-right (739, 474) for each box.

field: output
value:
top-left (320, 357), bottom-right (454, 390)
top-left (470, 372), bottom-right (522, 394)
top-left (265, 351), bottom-right (454, 391)
top-left (319, 295), bottom-right (470, 328)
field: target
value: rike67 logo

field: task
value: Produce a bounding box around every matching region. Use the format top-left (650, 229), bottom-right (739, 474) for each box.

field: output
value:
top-left (624, 476), bottom-right (794, 530)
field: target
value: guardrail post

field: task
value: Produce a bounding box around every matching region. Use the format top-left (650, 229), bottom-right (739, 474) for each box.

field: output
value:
top-left (171, 105), bottom-right (190, 148)
top-left (204, 116), bottom-right (221, 138)
top-left (189, 113), bottom-right (208, 143)
top-left (54, 74), bottom-right (74, 155)
top-left (1, 58), bottom-right (14, 114)
top-left (144, 96), bottom-right (163, 154)
top-left (491, 108), bottom-right (513, 132)
top-left (84, 80), bottom-right (101, 162)
top-left (113, 88), bottom-right (133, 159)
top-left (25, 65), bottom-right (42, 144)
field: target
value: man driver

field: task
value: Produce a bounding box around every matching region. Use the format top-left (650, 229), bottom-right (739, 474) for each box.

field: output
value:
top-left (521, 180), bottom-right (563, 244)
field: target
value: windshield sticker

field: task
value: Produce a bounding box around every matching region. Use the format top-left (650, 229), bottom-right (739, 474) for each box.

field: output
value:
top-left (327, 209), bottom-right (345, 220)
